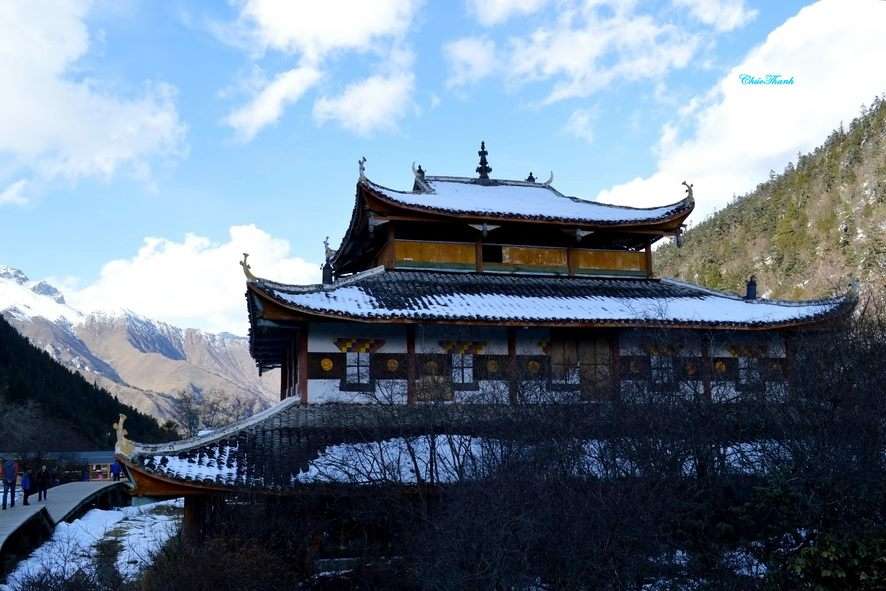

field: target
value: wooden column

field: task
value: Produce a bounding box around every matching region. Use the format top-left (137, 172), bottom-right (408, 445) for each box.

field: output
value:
top-left (182, 495), bottom-right (208, 543)
top-left (475, 241), bottom-right (484, 272)
top-left (406, 325), bottom-right (416, 405)
top-left (507, 327), bottom-right (518, 404)
top-left (280, 343), bottom-right (290, 401)
top-left (701, 333), bottom-right (713, 401)
top-left (297, 327), bottom-right (309, 405)
top-left (609, 332), bottom-right (620, 401)
top-left (645, 243), bottom-right (653, 277)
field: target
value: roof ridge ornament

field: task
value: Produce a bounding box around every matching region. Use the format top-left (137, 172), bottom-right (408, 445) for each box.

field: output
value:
top-left (240, 252), bottom-right (258, 283)
top-left (358, 156), bottom-right (367, 179)
top-left (411, 162), bottom-right (433, 193)
top-left (543, 171), bottom-right (554, 186)
top-left (526, 172), bottom-right (536, 183)
top-left (475, 141), bottom-right (492, 181)
top-left (681, 180), bottom-right (694, 203)
top-left (113, 413), bottom-right (134, 458)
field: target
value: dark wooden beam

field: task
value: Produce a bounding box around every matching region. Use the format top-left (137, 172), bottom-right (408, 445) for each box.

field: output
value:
top-left (407, 325), bottom-right (416, 405)
top-left (297, 328), bottom-right (308, 404)
top-left (507, 327), bottom-right (518, 404)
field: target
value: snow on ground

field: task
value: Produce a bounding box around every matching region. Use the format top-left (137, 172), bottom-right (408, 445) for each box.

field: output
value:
top-left (1, 499), bottom-right (182, 590)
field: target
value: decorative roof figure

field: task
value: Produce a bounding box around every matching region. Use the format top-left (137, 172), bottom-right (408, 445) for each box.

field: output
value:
top-left (358, 156), bottom-right (367, 179)
top-left (240, 252), bottom-right (258, 283)
top-left (526, 172), bottom-right (536, 183)
top-left (476, 141), bottom-right (492, 181)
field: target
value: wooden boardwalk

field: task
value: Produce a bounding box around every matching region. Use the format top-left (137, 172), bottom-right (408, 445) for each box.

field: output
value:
top-left (0, 481), bottom-right (127, 557)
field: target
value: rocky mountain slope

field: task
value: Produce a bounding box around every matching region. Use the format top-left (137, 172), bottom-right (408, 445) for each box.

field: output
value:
top-left (657, 95), bottom-right (886, 300)
top-left (0, 265), bottom-right (278, 420)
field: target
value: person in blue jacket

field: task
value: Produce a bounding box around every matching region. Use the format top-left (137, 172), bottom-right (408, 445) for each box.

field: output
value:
top-left (20, 467), bottom-right (32, 506)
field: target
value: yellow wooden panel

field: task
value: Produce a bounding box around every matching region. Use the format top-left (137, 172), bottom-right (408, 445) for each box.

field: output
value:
top-left (394, 240), bottom-right (476, 269)
top-left (573, 249), bottom-right (646, 275)
top-left (502, 246), bottom-right (567, 267)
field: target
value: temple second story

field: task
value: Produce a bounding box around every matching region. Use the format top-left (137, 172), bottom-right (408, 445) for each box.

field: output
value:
top-left (329, 142), bottom-right (694, 280)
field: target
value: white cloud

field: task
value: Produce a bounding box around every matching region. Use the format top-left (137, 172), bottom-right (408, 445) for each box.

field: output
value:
top-left (507, 3), bottom-right (700, 103)
top-left (595, 0), bottom-right (886, 222)
top-left (224, 0), bottom-right (419, 139)
top-left (564, 108), bottom-right (596, 143)
top-left (444, 37), bottom-right (497, 88)
top-left (0, 180), bottom-right (28, 206)
top-left (0, 0), bottom-right (185, 184)
top-left (225, 65), bottom-right (322, 140)
top-left (466, 0), bottom-right (549, 26)
top-left (234, 0), bottom-right (417, 61)
top-left (69, 225), bottom-right (321, 335)
top-left (314, 72), bottom-right (414, 136)
top-left (673, 0), bottom-right (757, 32)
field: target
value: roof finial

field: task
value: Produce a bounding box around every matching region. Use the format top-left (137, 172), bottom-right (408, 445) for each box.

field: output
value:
top-left (542, 171), bottom-right (554, 186)
top-left (526, 171), bottom-right (536, 183)
top-left (681, 180), bottom-right (694, 202)
top-left (240, 252), bottom-right (257, 282)
top-left (476, 141), bottom-right (492, 181)
top-left (411, 162), bottom-right (432, 192)
top-left (358, 156), bottom-right (367, 179)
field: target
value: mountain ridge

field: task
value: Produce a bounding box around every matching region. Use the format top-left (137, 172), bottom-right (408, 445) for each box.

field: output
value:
top-left (0, 265), bottom-right (278, 421)
top-left (657, 95), bottom-right (886, 300)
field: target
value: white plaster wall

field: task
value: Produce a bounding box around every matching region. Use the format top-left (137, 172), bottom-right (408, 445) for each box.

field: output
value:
top-left (308, 378), bottom-right (407, 404)
top-left (308, 322), bottom-right (407, 353)
top-left (515, 327), bottom-right (550, 355)
top-left (711, 333), bottom-right (785, 358)
top-left (414, 325), bottom-right (509, 354)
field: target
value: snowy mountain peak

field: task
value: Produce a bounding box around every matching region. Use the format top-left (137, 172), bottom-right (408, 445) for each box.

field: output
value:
top-left (31, 280), bottom-right (66, 304)
top-left (0, 265), bottom-right (29, 285)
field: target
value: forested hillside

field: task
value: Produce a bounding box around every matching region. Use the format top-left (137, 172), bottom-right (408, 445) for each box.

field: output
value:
top-left (657, 94), bottom-right (886, 299)
top-left (0, 315), bottom-right (172, 450)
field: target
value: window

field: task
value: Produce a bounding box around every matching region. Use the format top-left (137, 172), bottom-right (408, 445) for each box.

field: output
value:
top-left (738, 357), bottom-right (761, 385)
top-left (450, 353), bottom-right (476, 389)
top-left (579, 339), bottom-right (611, 397)
top-left (550, 339), bottom-right (580, 386)
top-left (482, 244), bottom-right (503, 263)
top-left (650, 355), bottom-right (675, 385)
top-left (343, 351), bottom-right (372, 391)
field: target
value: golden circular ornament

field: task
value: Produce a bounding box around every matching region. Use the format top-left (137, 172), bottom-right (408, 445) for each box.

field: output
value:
top-left (424, 360), bottom-right (439, 374)
top-left (714, 360), bottom-right (727, 374)
top-left (486, 359), bottom-right (499, 374)
top-left (320, 358), bottom-right (334, 372)
top-left (386, 358), bottom-right (400, 372)
top-left (527, 360), bottom-right (541, 374)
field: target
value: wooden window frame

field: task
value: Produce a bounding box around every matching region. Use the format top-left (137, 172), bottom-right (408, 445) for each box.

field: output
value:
top-left (450, 352), bottom-right (479, 391)
top-left (341, 351), bottom-right (374, 392)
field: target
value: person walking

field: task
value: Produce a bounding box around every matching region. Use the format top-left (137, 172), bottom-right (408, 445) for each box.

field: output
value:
top-left (37, 465), bottom-right (51, 502)
top-left (2, 456), bottom-right (18, 510)
top-left (20, 467), bottom-right (31, 506)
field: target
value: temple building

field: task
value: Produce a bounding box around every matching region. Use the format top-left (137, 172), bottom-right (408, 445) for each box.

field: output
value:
top-left (119, 143), bottom-right (853, 499)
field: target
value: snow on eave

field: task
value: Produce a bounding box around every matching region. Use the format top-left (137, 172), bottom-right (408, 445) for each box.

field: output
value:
top-left (359, 175), bottom-right (695, 220)
top-left (129, 396), bottom-right (303, 457)
top-left (659, 277), bottom-right (850, 309)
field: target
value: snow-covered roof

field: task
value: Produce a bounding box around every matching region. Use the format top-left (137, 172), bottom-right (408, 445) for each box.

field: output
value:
top-left (361, 175), bottom-right (693, 225)
top-left (250, 269), bottom-right (849, 329)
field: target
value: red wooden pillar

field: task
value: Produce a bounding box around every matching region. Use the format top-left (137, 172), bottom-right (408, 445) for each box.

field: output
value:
top-left (297, 326), bottom-right (309, 405)
top-left (406, 325), bottom-right (416, 405)
top-left (507, 327), bottom-right (518, 404)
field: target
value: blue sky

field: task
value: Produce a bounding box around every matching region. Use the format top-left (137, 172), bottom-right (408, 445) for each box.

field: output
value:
top-left (1, 0), bottom-right (885, 334)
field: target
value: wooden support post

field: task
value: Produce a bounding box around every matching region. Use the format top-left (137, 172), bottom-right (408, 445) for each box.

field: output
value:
top-left (702, 333), bottom-right (713, 401)
top-left (609, 333), bottom-right (620, 401)
top-left (297, 327), bottom-right (309, 405)
top-left (407, 325), bottom-right (416, 405)
top-left (475, 241), bottom-right (484, 272)
top-left (280, 344), bottom-right (289, 401)
top-left (507, 327), bottom-right (518, 404)
top-left (182, 495), bottom-right (208, 543)
top-left (645, 243), bottom-right (653, 277)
